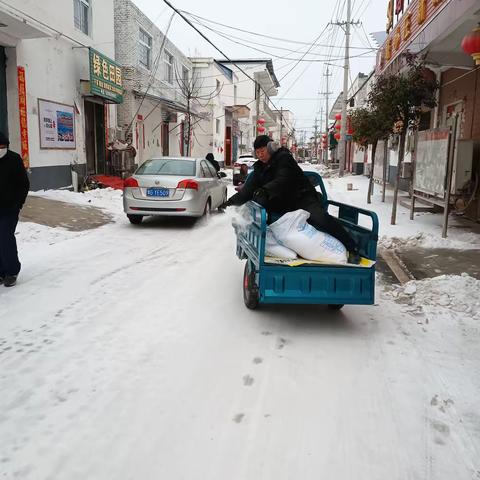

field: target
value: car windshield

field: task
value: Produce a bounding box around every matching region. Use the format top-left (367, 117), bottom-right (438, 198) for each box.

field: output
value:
top-left (136, 159), bottom-right (196, 176)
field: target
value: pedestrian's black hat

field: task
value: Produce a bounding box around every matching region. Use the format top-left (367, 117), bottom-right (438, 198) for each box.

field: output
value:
top-left (253, 135), bottom-right (271, 150)
top-left (0, 131), bottom-right (9, 146)
top-left (206, 153), bottom-right (214, 161)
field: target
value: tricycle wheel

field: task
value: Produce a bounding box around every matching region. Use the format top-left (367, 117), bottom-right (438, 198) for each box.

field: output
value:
top-left (243, 262), bottom-right (259, 310)
top-left (328, 304), bottom-right (344, 310)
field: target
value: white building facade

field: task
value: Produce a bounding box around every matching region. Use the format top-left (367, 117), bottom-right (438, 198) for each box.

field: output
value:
top-left (217, 60), bottom-right (280, 158)
top-left (114, 0), bottom-right (192, 165)
top-left (0, 0), bottom-right (119, 190)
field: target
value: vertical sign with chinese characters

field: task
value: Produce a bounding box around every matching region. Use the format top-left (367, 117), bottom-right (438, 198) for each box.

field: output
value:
top-left (17, 67), bottom-right (30, 169)
top-left (89, 48), bottom-right (123, 104)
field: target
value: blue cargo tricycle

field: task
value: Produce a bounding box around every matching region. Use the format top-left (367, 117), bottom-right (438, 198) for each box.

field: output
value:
top-left (233, 171), bottom-right (379, 310)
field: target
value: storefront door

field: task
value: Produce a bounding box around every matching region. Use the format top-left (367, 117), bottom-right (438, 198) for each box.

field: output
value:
top-left (0, 47), bottom-right (8, 136)
top-left (84, 99), bottom-right (106, 174)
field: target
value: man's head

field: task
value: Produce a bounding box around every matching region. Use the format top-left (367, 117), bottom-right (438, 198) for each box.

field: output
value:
top-left (206, 153), bottom-right (214, 162)
top-left (254, 135), bottom-right (273, 163)
top-left (0, 131), bottom-right (9, 149)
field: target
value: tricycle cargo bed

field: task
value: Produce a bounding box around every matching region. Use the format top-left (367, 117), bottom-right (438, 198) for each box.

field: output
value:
top-left (260, 264), bottom-right (374, 305)
top-left (233, 171), bottom-right (379, 308)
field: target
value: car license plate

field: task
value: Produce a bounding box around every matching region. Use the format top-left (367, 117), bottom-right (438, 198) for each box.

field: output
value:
top-left (146, 187), bottom-right (169, 197)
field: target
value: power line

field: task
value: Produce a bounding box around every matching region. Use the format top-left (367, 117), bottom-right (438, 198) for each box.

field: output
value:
top-left (181, 9), bottom-right (374, 49)
top-left (186, 16), bottom-right (375, 63)
top-left (161, 0), bottom-right (297, 133)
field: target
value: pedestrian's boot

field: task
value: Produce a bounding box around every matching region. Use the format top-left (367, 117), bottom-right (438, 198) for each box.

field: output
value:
top-left (3, 275), bottom-right (17, 287)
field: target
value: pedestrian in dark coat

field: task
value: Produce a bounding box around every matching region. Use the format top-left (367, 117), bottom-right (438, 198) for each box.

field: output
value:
top-left (0, 132), bottom-right (30, 287)
top-left (225, 135), bottom-right (359, 262)
top-left (206, 153), bottom-right (220, 173)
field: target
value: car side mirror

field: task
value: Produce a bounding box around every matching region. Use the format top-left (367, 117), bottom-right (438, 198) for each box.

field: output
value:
top-left (217, 171), bottom-right (227, 178)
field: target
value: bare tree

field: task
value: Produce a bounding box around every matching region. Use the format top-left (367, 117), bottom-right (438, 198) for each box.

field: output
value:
top-left (175, 65), bottom-right (221, 157)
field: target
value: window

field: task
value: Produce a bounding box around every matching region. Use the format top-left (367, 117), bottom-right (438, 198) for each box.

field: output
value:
top-left (136, 159), bottom-right (196, 176)
top-left (200, 161), bottom-right (214, 178)
top-left (182, 66), bottom-right (189, 85)
top-left (216, 119), bottom-right (220, 134)
top-left (138, 28), bottom-right (152, 70)
top-left (206, 162), bottom-right (218, 177)
top-left (74, 0), bottom-right (90, 35)
top-left (164, 51), bottom-right (174, 84)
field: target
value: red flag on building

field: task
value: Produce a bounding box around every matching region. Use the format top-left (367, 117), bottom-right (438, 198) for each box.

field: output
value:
top-left (395, 0), bottom-right (404, 15)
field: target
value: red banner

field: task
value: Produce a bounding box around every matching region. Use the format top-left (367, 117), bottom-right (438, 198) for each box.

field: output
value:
top-left (17, 66), bottom-right (29, 169)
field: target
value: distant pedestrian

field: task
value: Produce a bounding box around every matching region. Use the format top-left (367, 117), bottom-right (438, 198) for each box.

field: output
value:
top-left (206, 153), bottom-right (220, 173)
top-left (0, 132), bottom-right (30, 287)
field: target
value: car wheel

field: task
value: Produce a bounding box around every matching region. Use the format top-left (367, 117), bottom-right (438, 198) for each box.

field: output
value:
top-left (328, 304), bottom-right (344, 310)
top-left (243, 262), bottom-right (259, 310)
top-left (203, 199), bottom-right (212, 218)
top-left (127, 214), bottom-right (143, 225)
top-left (218, 191), bottom-right (227, 211)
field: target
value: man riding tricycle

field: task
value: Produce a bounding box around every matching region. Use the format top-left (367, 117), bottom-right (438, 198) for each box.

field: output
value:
top-left (223, 135), bottom-right (379, 309)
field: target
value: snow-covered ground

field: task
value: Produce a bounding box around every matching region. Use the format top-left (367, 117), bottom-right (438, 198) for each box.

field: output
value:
top-left (1, 175), bottom-right (479, 480)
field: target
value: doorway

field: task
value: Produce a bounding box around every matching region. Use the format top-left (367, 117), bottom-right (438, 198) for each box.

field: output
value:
top-left (225, 126), bottom-right (232, 166)
top-left (161, 122), bottom-right (169, 156)
top-left (0, 47), bottom-right (8, 136)
top-left (84, 99), bottom-right (106, 174)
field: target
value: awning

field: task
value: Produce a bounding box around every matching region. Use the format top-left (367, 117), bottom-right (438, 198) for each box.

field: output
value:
top-left (226, 105), bottom-right (251, 118)
top-left (133, 90), bottom-right (189, 115)
top-left (0, 6), bottom-right (49, 46)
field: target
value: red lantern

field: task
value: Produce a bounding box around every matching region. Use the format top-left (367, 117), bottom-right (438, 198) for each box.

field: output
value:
top-left (335, 123), bottom-right (341, 130)
top-left (257, 126), bottom-right (266, 133)
top-left (334, 132), bottom-right (341, 141)
top-left (462, 24), bottom-right (480, 65)
top-left (335, 113), bottom-right (342, 121)
top-left (257, 117), bottom-right (266, 125)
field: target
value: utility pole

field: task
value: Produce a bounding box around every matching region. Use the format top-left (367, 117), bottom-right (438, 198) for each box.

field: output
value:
top-left (313, 117), bottom-right (318, 162)
top-left (322, 66), bottom-right (332, 163)
top-left (332, 0), bottom-right (360, 176)
top-left (255, 81), bottom-right (261, 137)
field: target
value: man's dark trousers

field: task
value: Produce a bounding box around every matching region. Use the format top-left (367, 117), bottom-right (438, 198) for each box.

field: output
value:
top-left (0, 208), bottom-right (21, 277)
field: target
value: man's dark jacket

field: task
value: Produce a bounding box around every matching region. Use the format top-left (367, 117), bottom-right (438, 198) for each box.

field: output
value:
top-left (0, 150), bottom-right (30, 210)
top-left (228, 147), bottom-right (316, 212)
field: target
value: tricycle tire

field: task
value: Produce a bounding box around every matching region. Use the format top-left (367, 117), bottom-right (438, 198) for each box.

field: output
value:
top-left (243, 262), bottom-right (259, 310)
top-left (328, 304), bottom-right (344, 310)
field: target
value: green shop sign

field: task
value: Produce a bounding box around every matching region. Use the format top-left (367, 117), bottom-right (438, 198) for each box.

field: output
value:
top-left (89, 48), bottom-right (123, 104)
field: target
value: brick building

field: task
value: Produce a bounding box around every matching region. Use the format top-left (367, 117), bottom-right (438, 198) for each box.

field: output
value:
top-left (114, 0), bottom-right (192, 164)
top-left (376, 0), bottom-right (480, 220)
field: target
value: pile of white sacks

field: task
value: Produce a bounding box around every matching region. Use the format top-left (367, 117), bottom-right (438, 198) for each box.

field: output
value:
top-left (266, 209), bottom-right (348, 264)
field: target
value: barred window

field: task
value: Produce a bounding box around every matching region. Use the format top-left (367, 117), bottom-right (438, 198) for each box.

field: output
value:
top-left (74, 0), bottom-right (90, 35)
top-left (139, 28), bottom-right (152, 70)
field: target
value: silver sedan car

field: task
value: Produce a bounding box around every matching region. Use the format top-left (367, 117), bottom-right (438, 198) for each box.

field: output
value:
top-left (123, 157), bottom-right (228, 224)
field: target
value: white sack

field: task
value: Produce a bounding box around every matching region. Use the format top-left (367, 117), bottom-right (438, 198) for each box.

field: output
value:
top-left (269, 209), bottom-right (348, 264)
top-left (265, 227), bottom-right (298, 260)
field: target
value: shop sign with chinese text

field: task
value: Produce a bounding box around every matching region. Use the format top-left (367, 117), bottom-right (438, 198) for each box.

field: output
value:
top-left (89, 48), bottom-right (123, 104)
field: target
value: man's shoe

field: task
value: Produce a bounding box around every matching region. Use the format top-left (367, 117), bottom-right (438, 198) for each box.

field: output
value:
top-left (348, 251), bottom-right (361, 265)
top-left (3, 276), bottom-right (17, 287)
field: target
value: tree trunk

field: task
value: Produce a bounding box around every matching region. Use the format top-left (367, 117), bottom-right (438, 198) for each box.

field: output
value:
top-left (186, 98), bottom-right (191, 157)
top-left (367, 140), bottom-right (377, 204)
top-left (382, 140), bottom-right (388, 202)
top-left (391, 131), bottom-right (407, 225)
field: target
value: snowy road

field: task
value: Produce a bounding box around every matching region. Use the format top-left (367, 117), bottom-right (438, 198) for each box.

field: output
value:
top-left (1, 185), bottom-right (480, 479)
